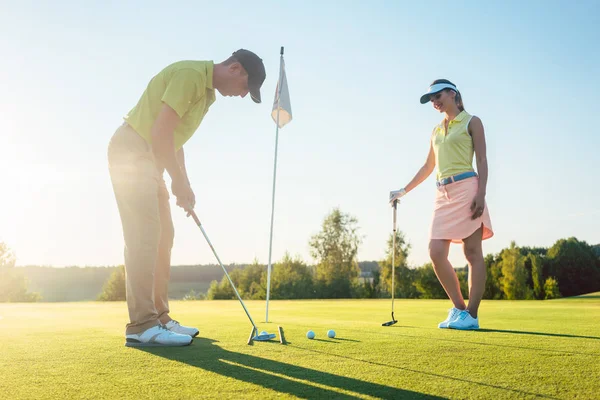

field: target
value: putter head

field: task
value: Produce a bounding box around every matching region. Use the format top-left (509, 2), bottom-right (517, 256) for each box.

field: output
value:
top-left (278, 326), bottom-right (287, 345)
top-left (253, 333), bottom-right (276, 341)
top-left (382, 311), bottom-right (397, 326)
top-left (247, 326), bottom-right (257, 345)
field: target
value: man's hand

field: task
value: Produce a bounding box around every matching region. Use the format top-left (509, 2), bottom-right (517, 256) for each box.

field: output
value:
top-left (389, 188), bottom-right (407, 206)
top-left (172, 178), bottom-right (195, 214)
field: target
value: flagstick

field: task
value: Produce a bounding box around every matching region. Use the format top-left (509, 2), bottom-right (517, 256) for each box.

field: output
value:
top-left (266, 46), bottom-right (284, 323)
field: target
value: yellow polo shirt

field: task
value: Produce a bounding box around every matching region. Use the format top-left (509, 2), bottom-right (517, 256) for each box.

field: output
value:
top-left (431, 110), bottom-right (475, 180)
top-left (124, 60), bottom-right (216, 151)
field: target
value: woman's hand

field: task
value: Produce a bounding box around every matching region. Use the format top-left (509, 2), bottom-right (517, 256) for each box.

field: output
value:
top-left (470, 192), bottom-right (486, 220)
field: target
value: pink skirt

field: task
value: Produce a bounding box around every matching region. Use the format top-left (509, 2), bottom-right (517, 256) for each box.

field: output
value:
top-left (429, 176), bottom-right (494, 243)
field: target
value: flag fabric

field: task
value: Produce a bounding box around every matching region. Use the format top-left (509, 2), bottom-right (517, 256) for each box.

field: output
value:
top-left (271, 59), bottom-right (292, 128)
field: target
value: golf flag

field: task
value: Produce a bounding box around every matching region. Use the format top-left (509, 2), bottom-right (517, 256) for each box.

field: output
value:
top-left (271, 58), bottom-right (292, 128)
top-left (266, 47), bottom-right (292, 323)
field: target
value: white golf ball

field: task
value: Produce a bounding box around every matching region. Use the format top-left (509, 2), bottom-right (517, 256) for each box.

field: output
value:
top-left (327, 329), bottom-right (336, 338)
top-left (306, 330), bottom-right (315, 339)
top-left (260, 331), bottom-right (268, 336)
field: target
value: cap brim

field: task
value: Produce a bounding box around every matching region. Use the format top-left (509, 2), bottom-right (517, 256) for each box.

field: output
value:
top-left (250, 85), bottom-right (261, 104)
top-left (420, 90), bottom-right (444, 104)
top-left (420, 93), bottom-right (433, 104)
top-left (420, 83), bottom-right (458, 104)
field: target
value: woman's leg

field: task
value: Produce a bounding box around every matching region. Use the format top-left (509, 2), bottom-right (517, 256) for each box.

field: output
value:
top-left (462, 226), bottom-right (486, 318)
top-left (429, 239), bottom-right (466, 309)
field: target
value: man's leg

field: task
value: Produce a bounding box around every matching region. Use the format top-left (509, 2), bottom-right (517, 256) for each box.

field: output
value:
top-left (153, 174), bottom-right (200, 337)
top-left (155, 177), bottom-right (174, 324)
top-left (108, 124), bottom-right (162, 335)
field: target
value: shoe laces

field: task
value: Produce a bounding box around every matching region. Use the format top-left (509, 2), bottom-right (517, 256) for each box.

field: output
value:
top-left (155, 324), bottom-right (174, 337)
top-left (458, 310), bottom-right (470, 320)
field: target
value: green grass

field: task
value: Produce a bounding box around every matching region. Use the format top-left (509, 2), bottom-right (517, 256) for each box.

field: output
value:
top-left (1, 296), bottom-right (599, 399)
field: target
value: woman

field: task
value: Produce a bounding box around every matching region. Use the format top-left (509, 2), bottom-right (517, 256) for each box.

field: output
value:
top-left (388, 79), bottom-right (493, 330)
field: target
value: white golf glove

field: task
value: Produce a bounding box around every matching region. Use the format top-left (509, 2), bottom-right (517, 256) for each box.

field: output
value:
top-left (389, 188), bottom-right (407, 205)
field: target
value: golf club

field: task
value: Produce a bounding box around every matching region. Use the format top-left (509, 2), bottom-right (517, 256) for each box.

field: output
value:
top-left (382, 199), bottom-right (398, 326)
top-left (188, 209), bottom-right (278, 344)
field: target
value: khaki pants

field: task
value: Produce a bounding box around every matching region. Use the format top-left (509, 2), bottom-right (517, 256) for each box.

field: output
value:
top-left (107, 123), bottom-right (174, 335)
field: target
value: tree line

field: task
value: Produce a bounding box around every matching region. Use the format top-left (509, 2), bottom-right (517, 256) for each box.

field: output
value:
top-left (1, 208), bottom-right (599, 302)
top-left (202, 208), bottom-right (600, 301)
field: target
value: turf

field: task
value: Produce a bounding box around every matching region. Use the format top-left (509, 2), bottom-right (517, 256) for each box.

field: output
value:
top-left (1, 296), bottom-right (599, 399)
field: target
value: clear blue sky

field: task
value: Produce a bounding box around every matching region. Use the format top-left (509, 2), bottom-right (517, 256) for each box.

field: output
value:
top-left (1, 0), bottom-right (598, 269)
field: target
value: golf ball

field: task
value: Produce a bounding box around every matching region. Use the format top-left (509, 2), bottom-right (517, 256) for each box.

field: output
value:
top-left (327, 329), bottom-right (336, 338)
top-left (260, 331), bottom-right (268, 336)
top-left (306, 330), bottom-right (315, 339)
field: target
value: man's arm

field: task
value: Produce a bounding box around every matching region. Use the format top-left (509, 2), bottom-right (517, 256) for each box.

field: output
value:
top-left (151, 103), bottom-right (186, 186)
top-left (151, 103), bottom-right (195, 212)
top-left (176, 147), bottom-right (190, 184)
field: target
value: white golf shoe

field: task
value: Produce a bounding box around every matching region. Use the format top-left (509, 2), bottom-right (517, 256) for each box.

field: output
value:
top-left (438, 307), bottom-right (463, 329)
top-left (125, 324), bottom-right (193, 347)
top-left (164, 320), bottom-right (199, 338)
top-left (448, 310), bottom-right (480, 330)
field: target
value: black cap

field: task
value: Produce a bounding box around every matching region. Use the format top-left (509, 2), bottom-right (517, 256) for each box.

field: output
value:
top-left (232, 49), bottom-right (266, 103)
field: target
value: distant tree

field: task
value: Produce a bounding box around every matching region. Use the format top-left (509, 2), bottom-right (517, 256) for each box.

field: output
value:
top-left (456, 267), bottom-right (469, 299)
top-left (309, 208), bottom-right (362, 298)
top-left (519, 246), bottom-right (548, 257)
top-left (520, 246), bottom-right (548, 293)
top-left (205, 259), bottom-right (266, 300)
top-left (500, 242), bottom-right (534, 300)
top-left (546, 237), bottom-right (600, 297)
top-left (379, 231), bottom-right (419, 298)
top-left (592, 244), bottom-right (600, 258)
top-left (97, 265), bottom-right (126, 301)
top-left (0, 242), bottom-right (41, 302)
top-left (237, 259), bottom-right (267, 300)
top-left (269, 253), bottom-right (314, 299)
top-left (207, 268), bottom-right (241, 300)
top-left (529, 253), bottom-right (545, 300)
top-left (413, 263), bottom-right (447, 299)
top-left (483, 253), bottom-right (503, 299)
top-left (544, 277), bottom-right (561, 299)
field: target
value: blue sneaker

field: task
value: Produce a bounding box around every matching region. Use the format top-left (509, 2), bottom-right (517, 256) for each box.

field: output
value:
top-left (448, 310), bottom-right (480, 330)
top-left (438, 307), bottom-right (463, 329)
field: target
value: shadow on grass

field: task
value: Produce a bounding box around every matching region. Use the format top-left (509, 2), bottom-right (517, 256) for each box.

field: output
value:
top-left (475, 329), bottom-right (600, 340)
top-left (383, 325), bottom-right (600, 340)
top-left (310, 338), bottom-right (338, 343)
top-left (305, 337), bottom-right (360, 343)
top-left (345, 328), bottom-right (599, 356)
top-left (292, 345), bottom-right (559, 400)
top-left (134, 337), bottom-right (445, 399)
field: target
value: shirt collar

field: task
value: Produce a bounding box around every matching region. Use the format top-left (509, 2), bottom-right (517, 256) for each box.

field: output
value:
top-left (206, 61), bottom-right (214, 90)
top-left (453, 110), bottom-right (467, 122)
top-left (441, 110), bottom-right (468, 126)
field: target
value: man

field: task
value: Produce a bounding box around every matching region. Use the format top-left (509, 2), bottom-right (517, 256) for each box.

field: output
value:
top-left (107, 49), bottom-right (266, 347)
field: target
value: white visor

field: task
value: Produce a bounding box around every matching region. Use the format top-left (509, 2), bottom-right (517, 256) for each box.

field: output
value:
top-left (420, 83), bottom-right (457, 104)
